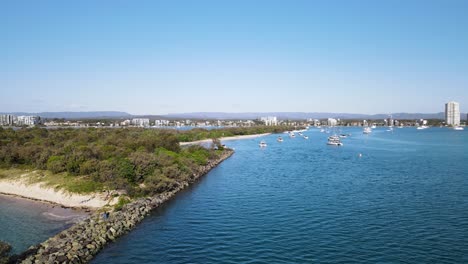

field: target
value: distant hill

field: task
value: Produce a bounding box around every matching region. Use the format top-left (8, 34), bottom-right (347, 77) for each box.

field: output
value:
top-left (164, 112), bottom-right (460, 120)
top-left (1, 111), bottom-right (132, 119)
top-left (1, 111), bottom-right (465, 120)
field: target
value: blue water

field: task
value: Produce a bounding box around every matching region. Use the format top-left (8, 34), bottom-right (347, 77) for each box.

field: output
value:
top-left (92, 127), bottom-right (468, 263)
top-left (0, 195), bottom-right (87, 254)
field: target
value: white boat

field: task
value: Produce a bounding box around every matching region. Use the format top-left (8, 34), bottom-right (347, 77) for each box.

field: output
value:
top-left (289, 132), bottom-right (296, 138)
top-left (371, 125), bottom-right (377, 129)
top-left (417, 119), bottom-right (429, 130)
top-left (320, 129), bottom-right (325, 133)
top-left (259, 141), bottom-right (267, 147)
top-left (327, 136), bottom-right (343, 146)
top-left (277, 136), bottom-right (284, 142)
top-left (303, 135), bottom-right (309, 139)
top-left (454, 126), bottom-right (464, 131)
top-left (363, 127), bottom-right (372, 134)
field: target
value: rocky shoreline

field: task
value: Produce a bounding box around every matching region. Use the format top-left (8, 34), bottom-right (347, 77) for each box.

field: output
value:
top-left (14, 150), bottom-right (234, 264)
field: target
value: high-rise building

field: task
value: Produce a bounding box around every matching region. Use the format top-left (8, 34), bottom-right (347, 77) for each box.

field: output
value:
top-left (131, 118), bottom-right (150, 127)
top-left (445, 101), bottom-right (460, 126)
top-left (260, 116), bottom-right (278, 126)
top-left (327, 118), bottom-right (338, 126)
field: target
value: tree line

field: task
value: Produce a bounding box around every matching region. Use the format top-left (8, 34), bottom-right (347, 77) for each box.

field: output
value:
top-left (0, 126), bottom-right (294, 196)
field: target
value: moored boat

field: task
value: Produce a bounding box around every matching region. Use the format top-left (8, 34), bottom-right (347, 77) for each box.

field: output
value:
top-left (327, 136), bottom-right (343, 146)
top-left (363, 127), bottom-right (372, 134)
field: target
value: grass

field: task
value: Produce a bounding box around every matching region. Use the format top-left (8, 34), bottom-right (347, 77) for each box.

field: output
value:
top-left (0, 168), bottom-right (104, 194)
top-left (0, 168), bottom-right (30, 180)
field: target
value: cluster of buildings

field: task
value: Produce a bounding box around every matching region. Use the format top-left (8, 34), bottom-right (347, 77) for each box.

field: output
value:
top-left (260, 116), bottom-right (278, 126)
top-left (0, 114), bottom-right (40, 126)
top-left (1, 102), bottom-right (465, 129)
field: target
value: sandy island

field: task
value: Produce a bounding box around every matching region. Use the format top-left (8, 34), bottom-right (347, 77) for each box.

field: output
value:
top-left (0, 179), bottom-right (115, 209)
top-left (180, 133), bottom-right (271, 146)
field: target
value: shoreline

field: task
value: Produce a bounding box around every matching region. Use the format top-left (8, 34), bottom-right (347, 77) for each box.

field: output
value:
top-left (180, 133), bottom-right (271, 146)
top-left (16, 150), bottom-right (234, 263)
top-left (0, 180), bottom-right (114, 210)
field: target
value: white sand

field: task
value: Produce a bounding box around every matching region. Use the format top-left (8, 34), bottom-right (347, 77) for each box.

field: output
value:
top-left (0, 179), bottom-right (114, 209)
top-left (180, 133), bottom-right (271, 146)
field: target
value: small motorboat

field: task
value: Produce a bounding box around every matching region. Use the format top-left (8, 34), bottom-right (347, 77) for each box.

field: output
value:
top-left (259, 141), bottom-right (267, 147)
top-left (277, 136), bottom-right (284, 142)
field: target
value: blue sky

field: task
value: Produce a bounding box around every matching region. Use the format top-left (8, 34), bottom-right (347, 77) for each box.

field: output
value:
top-left (1, 0), bottom-right (467, 114)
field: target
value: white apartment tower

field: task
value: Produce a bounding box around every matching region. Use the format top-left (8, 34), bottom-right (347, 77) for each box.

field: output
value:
top-left (445, 101), bottom-right (460, 126)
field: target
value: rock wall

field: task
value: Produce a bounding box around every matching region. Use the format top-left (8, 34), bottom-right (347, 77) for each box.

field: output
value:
top-left (16, 150), bottom-right (233, 264)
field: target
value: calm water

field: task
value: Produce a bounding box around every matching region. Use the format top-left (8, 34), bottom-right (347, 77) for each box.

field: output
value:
top-left (92, 127), bottom-right (468, 263)
top-left (0, 195), bottom-right (87, 254)
top-left (5, 127), bottom-right (466, 262)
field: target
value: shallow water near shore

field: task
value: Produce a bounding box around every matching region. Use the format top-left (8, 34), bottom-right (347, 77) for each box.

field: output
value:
top-left (90, 127), bottom-right (468, 263)
top-left (0, 194), bottom-right (88, 254)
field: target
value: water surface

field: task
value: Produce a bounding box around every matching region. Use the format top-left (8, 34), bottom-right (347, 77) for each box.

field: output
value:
top-left (0, 194), bottom-right (88, 254)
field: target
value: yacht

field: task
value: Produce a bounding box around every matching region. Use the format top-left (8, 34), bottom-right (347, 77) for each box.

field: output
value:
top-left (259, 141), bottom-right (267, 147)
top-left (277, 136), bottom-right (284, 142)
top-left (453, 126), bottom-right (464, 131)
top-left (417, 125), bottom-right (429, 130)
top-left (363, 127), bottom-right (372, 134)
top-left (327, 136), bottom-right (343, 146)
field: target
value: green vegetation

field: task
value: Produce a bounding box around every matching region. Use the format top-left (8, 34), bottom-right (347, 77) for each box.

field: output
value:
top-left (114, 196), bottom-right (131, 211)
top-left (0, 126), bottom-right (294, 197)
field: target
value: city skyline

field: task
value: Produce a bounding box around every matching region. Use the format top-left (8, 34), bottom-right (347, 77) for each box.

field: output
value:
top-left (2, 1), bottom-right (468, 114)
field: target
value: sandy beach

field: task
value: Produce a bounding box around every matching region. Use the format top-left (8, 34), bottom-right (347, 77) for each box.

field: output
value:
top-left (0, 179), bottom-right (113, 209)
top-left (180, 133), bottom-right (271, 146)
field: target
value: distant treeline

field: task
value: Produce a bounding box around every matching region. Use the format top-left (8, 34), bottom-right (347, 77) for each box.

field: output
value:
top-left (0, 126), bottom-right (293, 196)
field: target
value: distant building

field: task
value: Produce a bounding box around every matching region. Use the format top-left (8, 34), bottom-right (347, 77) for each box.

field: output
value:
top-left (445, 101), bottom-right (460, 126)
top-left (260, 116), bottom-right (278, 126)
top-left (16, 116), bottom-right (39, 126)
top-left (327, 118), bottom-right (338, 126)
top-left (1, 115), bottom-right (39, 126)
top-left (154, 120), bottom-right (169, 126)
top-left (131, 118), bottom-right (150, 127)
top-left (0, 114), bottom-right (15, 126)
top-left (120, 119), bottom-right (131, 126)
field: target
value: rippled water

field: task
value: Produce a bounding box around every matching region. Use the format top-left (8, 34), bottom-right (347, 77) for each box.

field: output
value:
top-left (99, 128), bottom-right (466, 262)
top-left (0, 195), bottom-right (88, 254)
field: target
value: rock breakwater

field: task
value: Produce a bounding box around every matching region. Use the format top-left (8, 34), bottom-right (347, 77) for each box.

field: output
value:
top-left (16, 150), bottom-right (233, 264)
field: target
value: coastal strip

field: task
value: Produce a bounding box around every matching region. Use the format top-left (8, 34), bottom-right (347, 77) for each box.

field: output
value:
top-left (16, 149), bottom-right (234, 264)
top-left (180, 133), bottom-right (271, 146)
top-left (0, 180), bottom-right (111, 209)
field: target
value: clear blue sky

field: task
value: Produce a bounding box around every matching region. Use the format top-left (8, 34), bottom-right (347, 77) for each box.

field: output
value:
top-left (2, 0), bottom-right (467, 114)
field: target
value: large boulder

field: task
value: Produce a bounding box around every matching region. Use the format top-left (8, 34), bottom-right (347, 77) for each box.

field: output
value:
top-left (0, 240), bottom-right (11, 264)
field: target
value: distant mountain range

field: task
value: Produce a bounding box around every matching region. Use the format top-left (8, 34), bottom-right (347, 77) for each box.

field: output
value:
top-left (1, 111), bottom-right (132, 119)
top-left (1, 111), bottom-right (466, 120)
top-left (165, 112), bottom-right (463, 120)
